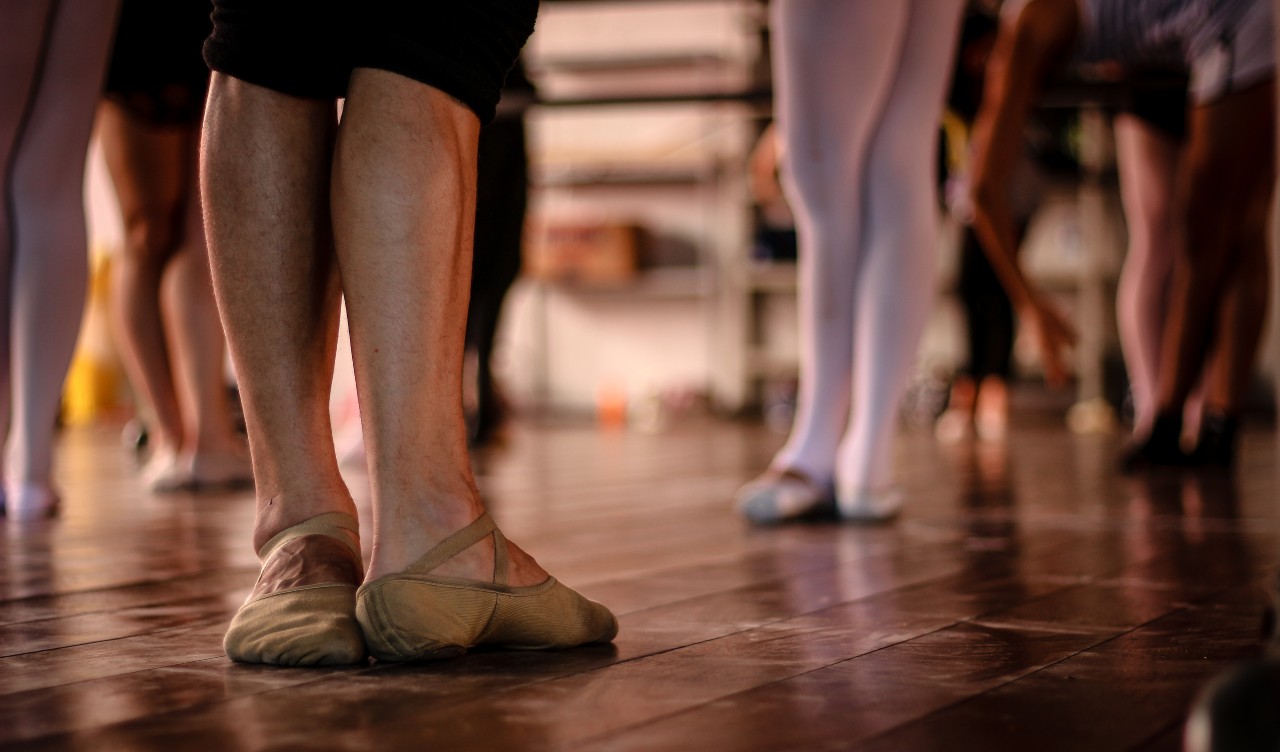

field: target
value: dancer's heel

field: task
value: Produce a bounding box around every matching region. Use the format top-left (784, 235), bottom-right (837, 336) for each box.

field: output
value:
top-left (224, 512), bottom-right (366, 666)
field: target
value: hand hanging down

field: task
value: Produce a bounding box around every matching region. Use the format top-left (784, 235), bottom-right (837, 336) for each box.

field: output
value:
top-left (967, 0), bottom-right (1081, 389)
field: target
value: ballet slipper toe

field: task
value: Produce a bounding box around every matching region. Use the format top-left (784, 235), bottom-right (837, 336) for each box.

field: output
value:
top-left (480, 579), bottom-right (618, 649)
top-left (356, 513), bottom-right (617, 663)
top-left (736, 473), bottom-right (833, 524)
top-left (837, 486), bottom-right (904, 523)
top-left (225, 585), bottom-right (367, 666)
top-left (224, 512), bottom-right (367, 666)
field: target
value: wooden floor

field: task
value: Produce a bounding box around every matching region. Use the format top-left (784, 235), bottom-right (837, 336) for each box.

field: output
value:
top-left (2, 414), bottom-right (1278, 750)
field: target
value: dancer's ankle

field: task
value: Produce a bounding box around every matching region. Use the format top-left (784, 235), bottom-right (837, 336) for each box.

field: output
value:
top-left (252, 489), bottom-right (358, 553)
top-left (366, 488), bottom-right (487, 577)
top-left (1118, 409), bottom-right (1189, 473)
top-left (1192, 408), bottom-right (1239, 468)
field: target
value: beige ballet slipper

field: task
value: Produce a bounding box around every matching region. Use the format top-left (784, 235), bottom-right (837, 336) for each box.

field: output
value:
top-left (356, 513), bottom-right (617, 662)
top-left (224, 512), bottom-right (367, 666)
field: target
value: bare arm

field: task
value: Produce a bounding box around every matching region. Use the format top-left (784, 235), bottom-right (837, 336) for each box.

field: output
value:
top-left (748, 122), bottom-right (783, 207)
top-left (969, 0), bottom-right (1081, 384)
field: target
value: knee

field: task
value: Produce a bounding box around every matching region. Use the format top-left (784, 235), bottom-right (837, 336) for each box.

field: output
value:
top-left (783, 156), bottom-right (855, 213)
top-left (1240, 184), bottom-right (1273, 253)
top-left (865, 127), bottom-right (928, 192)
top-left (1176, 190), bottom-right (1239, 276)
top-left (1236, 217), bottom-right (1270, 293)
top-left (121, 209), bottom-right (185, 266)
top-left (866, 153), bottom-right (934, 239)
top-left (1126, 193), bottom-right (1178, 250)
top-left (9, 159), bottom-right (83, 221)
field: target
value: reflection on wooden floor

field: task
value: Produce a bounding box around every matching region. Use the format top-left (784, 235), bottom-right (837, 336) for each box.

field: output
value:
top-left (2, 418), bottom-right (1277, 750)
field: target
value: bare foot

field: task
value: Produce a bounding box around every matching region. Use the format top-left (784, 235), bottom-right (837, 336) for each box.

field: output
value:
top-left (936, 375), bottom-right (977, 443)
top-left (975, 376), bottom-right (1009, 441)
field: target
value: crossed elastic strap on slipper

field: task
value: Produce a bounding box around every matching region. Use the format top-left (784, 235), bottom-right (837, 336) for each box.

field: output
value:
top-left (224, 512), bottom-right (367, 666)
top-left (356, 512), bottom-right (618, 662)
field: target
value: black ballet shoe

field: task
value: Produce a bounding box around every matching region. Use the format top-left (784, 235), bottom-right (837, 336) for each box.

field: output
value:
top-left (1190, 410), bottom-right (1239, 470)
top-left (1119, 412), bottom-right (1190, 473)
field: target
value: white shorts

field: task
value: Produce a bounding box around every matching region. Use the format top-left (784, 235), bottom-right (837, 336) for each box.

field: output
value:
top-left (1188, 0), bottom-right (1275, 103)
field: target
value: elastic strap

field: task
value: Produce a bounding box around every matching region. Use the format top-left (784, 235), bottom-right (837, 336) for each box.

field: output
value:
top-left (405, 513), bottom-right (498, 578)
top-left (257, 511), bottom-right (361, 561)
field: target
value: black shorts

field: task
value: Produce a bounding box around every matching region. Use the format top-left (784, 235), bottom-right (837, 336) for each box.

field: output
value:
top-left (1121, 75), bottom-right (1189, 141)
top-left (203, 0), bottom-right (538, 124)
top-left (105, 0), bottom-right (212, 125)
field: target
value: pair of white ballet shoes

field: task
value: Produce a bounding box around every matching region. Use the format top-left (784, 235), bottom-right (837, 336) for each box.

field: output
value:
top-left (736, 473), bottom-right (903, 525)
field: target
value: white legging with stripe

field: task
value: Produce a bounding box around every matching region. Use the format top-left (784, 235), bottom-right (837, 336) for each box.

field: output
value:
top-left (770, 0), bottom-right (962, 499)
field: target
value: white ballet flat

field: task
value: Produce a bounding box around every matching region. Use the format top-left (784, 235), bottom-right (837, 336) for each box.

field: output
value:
top-left (836, 486), bottom-right (904, 523)
top-left (736, 473), bottom-right (834, 524)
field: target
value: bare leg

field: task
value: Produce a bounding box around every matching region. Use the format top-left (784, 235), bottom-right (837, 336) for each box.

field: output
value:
top-left (1203, 153), bottom-right (1273, 415)
top-left (1157, 82), bottom-right (1276, 414)
top-left (101, 103), bottom-right (248, 490)
top-left (98, 105), bottom-right (192, 467)
top-left (200, 74), bottom-right (354, 549)
top-left (936, 374), bottom-right (976, 443)
top-left (6, 0), bottom-right (118, 511)
top-left (1122, 81), bottom-right (1275, 470)
top-left (1114, 114), bottom-right (1179, 435)
top-left (1189, 143), bottom-right (1275, 466)
top-left (975, 375), bottom-right (1009, 441)
top-left (330, 70), bottom-right (614, 663)
top-left (208, 69), bottom-right (613, 664)
top-left (162, 147), bottom-right (249, 485)
top-left (332, 69), bottom-right (544, 586)
top-left (203, 75), bottom-right (372, 667)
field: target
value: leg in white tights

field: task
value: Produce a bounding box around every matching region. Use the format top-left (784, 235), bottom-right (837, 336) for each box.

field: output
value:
top-left (0, 0), bottom-right (119, 516)
top-left (763, 0), bottom-right (962, 516)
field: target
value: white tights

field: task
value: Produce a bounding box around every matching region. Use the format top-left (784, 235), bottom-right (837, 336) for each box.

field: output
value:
top-left (770, 0), bottom-right (962, 498)
top-left (0, 0), bottom-right (118, 496)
